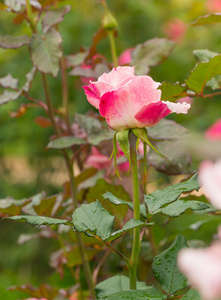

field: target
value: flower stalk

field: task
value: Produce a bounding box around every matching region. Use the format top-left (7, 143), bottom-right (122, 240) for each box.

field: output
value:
top-left (128, 130), bottom-right (141, 290)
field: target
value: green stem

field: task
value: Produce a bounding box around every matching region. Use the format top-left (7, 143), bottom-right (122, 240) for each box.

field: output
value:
top-left (41, 73), bottom-right (95, 300)
top-left (25, 0), bottom-right (36, 33)
top-left (108, 30), bottom-right (118, 67)
top-left (60, 56), bottom-right (72, 133)
top-left (129, 131), bottom-right (141, 290)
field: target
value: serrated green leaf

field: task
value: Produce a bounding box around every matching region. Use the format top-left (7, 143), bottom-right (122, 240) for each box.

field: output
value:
top-left (103, 289), bottom-right (167, 300)
top-left (47, 136), bottom-right (86, 149)
top-left (106, 219), bottom-right (152, 242)
top-left (66, 52), bottom-right (89, 67)
top-left (186, 55), bottom-right (221, 94)
top-left (95, 275), bottom-right (148, 298)
top-left (181, 289), bottom-right (201, 299)
top-left (152, 235), bottom-right (188, 295)
top-left (160, 82), bottom-right (187, 102)
top-left (144, 173), bottom-right (200, 215)
top-left (30, 28), bottom-right (62, 77)
top-left (0, 35), bottom-right (29, 49)
top-left (21, 67), bottom-right (37, 93)
top-left (72, 200), bottom-right (114, 240)
top-left (6, 215), bottom-right (71, 227)
top-left (0, 198), bottom-right (31, 216)
top-left (191, 13), bottom-right (221, 26)
top-left (147, 119), bottom-right (189, 141)
top-left (193, 49), bottom-right (218, 63)
top-left (161, 199), bottom-right (210, 217)
top-left (116, 129), bottom-right (130, 160)
top-left (0, 90), bottom-right (20, 106)
top-left (42, 5), bottom-right (71, 33)
top-left (103, 191), bottom-right (146, 218)
top-left (75, 113), bottom-right (114, 145)
top-left (131, 38), bottom-right (175, 75)
top-left (0, 74), bottom-right (18, 89)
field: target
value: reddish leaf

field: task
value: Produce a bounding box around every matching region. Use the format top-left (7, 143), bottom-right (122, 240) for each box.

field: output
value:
top-left (35, 116), bottom-right (52, 127)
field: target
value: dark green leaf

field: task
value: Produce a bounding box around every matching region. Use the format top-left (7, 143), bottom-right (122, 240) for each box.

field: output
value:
top-left (0, 35), bottom-right (29, 49)
top-left (161, 199), bottom-right (210, 217)
top-left (106, 219), bottom-right (152, 242)
top-left (30, 28), bottom-right (62, 77)
top-left (42, 5), bottom-right (71, 33)
top-left (147, 119), bottom-right (189, 141)
top-left (147, 140), bottom-right (191, 175)
top-left (95, 275), bottom-right (148, 298)
top-left (103, 191), bottom-right (146, 218)
top-left (131, 38), bottom-right (175, 75)
top-left (0, 90), bottom-right (20, 106)
top-left (75, 113), bottom-right (114, 145)
top-left (6, 215), bottom-right (71, 226)
top-left (66, 51), bottom-right (89, 67)
top-left (160, 82), bottom-right (187, 102)
top-left (0, 198), bottom-right (31, 216)
top-left (144, 173), bottom-right (200, 215)
top-left (72, 200), bottom-right (114, 240)
top-left (193, 49), bottom-right (218, 63)
top-left (116, 129), bottom-right (130, 160)
top-left (47, 136), bottom-right (86, 149)
top-left (0, 74), bottom-right (18, 89)
top-left (191, 13), bottom-right (221, 26)
top-left (103, 289), bottom-right (167, 300)
top-left (186, 55), bottom-right (221, 94)
top-left (193, 49), bottom-right (221, 90)
top-left (181, 289), bottom-right (201, 299)
top-left (152, 235), bottom-right (188, 295)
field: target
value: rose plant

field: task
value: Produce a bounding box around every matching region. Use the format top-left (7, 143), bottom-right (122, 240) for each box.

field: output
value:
top-left (0, 1), bottom-right (221, 300)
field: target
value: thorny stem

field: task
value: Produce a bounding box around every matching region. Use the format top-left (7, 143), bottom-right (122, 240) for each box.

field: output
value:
top-left (128, 131), bottom-right (141, 290)
top-left (108, 30), bottom-right (118, 68)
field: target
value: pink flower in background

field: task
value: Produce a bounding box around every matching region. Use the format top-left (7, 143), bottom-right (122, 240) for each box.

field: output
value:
top-left (118, 48), bottom-right (134, 65)
top-left (178, 234), bottom-right (221, 300)
top-left (205, 119), bottom-right (221, 141)
top-left (198, 160), bottom-right (221, 209)
top-left (83, 66), bottom-right (190, 131)
top-left (207, 0), bottom-right (221, 12)
top-left (163, 18), bottom-right (186, 43)
top-left (85, 147), bottom-right (112, 170)
top-left (177, 96), bottom-right (192, 105)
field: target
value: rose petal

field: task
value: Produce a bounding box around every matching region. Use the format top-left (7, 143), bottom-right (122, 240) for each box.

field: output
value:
top-left (198, 160), bottom-right (221, 209)
top-left (162, 101), bottom-right (191, 114)
top-left (83, 85), bottom-right (100, 109)
top-left (135, 101), bottom-right (171, 127)
top-left (205, 119), bottom-right (221, 141)
top-left (99, 76), bottom-right (161, 130)
top-left (178, 243), bottom-right (221, 300)
top-left (98, 66), bottom-right (135, 86)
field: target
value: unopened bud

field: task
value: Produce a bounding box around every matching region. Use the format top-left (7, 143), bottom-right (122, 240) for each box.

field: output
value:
top-left (102, 10), bottom-right (118, 30)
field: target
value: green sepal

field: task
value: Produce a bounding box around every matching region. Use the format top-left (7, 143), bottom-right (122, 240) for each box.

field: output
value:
top-left (132, 128), bottom-right (172, 165)
top-left (112, 133), bottom-right (121, 179)
top-left (116, 129), bottom-right (130, 160)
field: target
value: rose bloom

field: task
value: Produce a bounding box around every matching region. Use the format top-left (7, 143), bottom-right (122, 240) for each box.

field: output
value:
top-left (205, 119), bottom-right (221, 141)
top-left (198, 160), bottom-right (221, 209)
top-left (178, 232), bottom-right (221, 300)
top-left (207, 0), bottom-right (221, 12)
top-left (163, 18), bottom-right (186, 43)
top-left (83, 66), bottom-right (190, 131)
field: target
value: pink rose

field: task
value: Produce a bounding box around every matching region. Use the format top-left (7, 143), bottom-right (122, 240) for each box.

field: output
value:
top-left (198, 160), bottom-right (221, 209)
top-left (163, 18), bottom-right (186, 43)
top-left (85, 147), bottom-right (112, 170)
top-left (207, 0), bottom-right (221, 12)
top-left (178, 235), bottom-right (221, 300)
top-left (83, 66), bottom-right (190, 131)
top-left (118, 48), bottom-right (134, 65)
top-left (205, 119), bottom-right (221, 141)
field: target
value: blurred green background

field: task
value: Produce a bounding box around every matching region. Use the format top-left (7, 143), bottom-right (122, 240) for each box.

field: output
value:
top-left (0, 0), bottom-right (221, 298)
